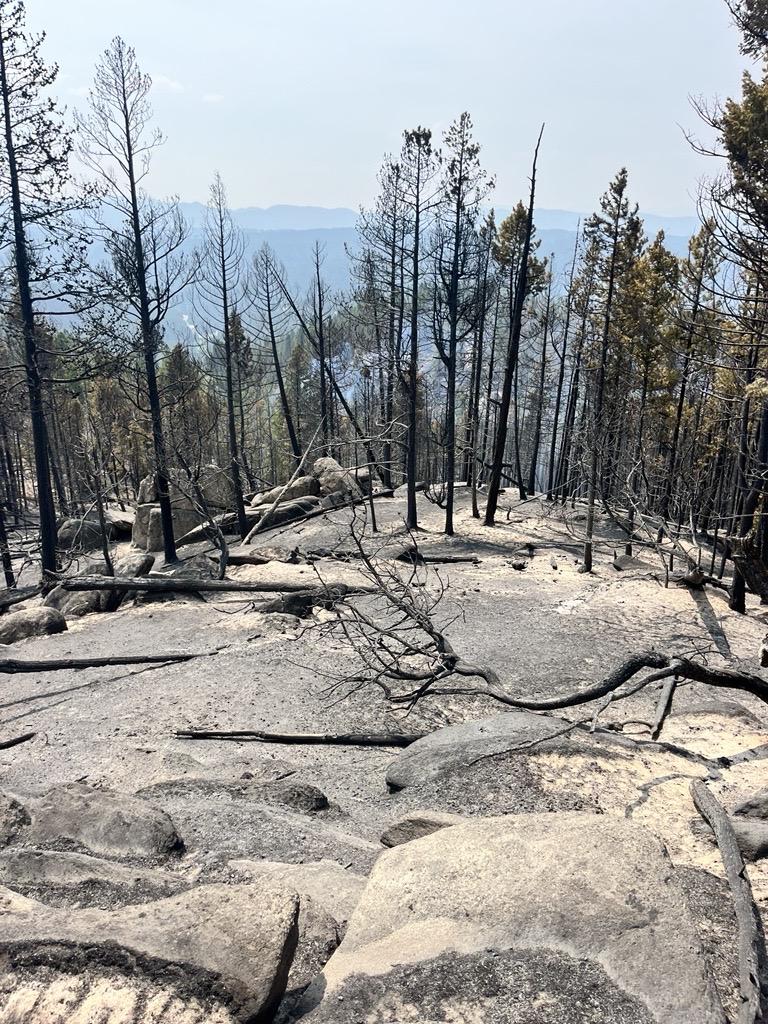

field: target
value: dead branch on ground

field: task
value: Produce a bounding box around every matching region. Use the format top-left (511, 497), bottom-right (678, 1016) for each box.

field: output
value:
top-left (175, 728), bottom-right (426, 747)
top-left (690, 780), bottom-right (768, 1024)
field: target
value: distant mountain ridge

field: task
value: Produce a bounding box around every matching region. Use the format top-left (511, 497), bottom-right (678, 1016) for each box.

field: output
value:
top-left (158, 204), bottom-right (698, 337)
top-left (175, 203), bottom-right (696, 293)
top-left (178, 202), bottom-right (699, 238)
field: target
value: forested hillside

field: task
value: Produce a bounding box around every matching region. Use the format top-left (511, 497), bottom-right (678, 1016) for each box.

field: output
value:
top-left (4, 3), bottom-right (768, 1023)
top-left (0, 6), bottom-right (761, 592)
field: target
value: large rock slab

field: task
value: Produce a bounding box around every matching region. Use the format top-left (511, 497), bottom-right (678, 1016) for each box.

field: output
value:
top-left (0, 882), bottom-right (299, 1024)
top-left (45, 552), bottom-right (155, 618)
top-left (251, 476), bottom-right (320, 508)
top-left (301, 814), bottom-right (726, 1024)
top-left (385, 710), bottom-right (575, 790)
top-left (57, 517), bottom-right (108, 552)
top-left (1, 784), bottom-right (183, 863)
top-left (380, 811), bottom-right (465, 847)
top-left (734, 786), bottom-right (768, 819)
top-left (0, 849), bottom-right (186, 908)
top-left (136, 777), bottom-right (378, 872)
top-left (312, 457), bottom-right (362, 499)
top-left (0, 606), bottom-right (67, 645)
top-left (146, 505), bottom-right (204, 552)
top-left (228, 858), bottom-right (366, 927)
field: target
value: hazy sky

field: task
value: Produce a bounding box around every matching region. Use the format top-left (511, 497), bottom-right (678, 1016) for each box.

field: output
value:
top-left (35, 0), bottom-right (750, 215)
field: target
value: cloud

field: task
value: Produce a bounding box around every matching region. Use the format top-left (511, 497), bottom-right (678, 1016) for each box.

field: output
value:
top-left (202, 93), bottom-right (225, 104)
top-left (68, 85), bottom-right (89, 98)
top-left (153, 74), bottom-right (184, 94)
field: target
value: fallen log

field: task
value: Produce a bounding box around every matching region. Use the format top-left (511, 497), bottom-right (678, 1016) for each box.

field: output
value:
top-left (0, 586), bottom-right (42, 613)
top-left (0, 731), bottom-right (35, 750)
top-left (61, 575), bottom-right (376, 596)
top-left (226, 550), bottom-right (272, 567)
top-left (244, 488), bottom-right (395, 543)
top-left (0, 653), bottom-right (197, 674)
top-left (259, 584), bottom-right (363, 617)
top-left (650, 676), bottom-right (677, 739)
top-left (306, 544), bottom-right (479, 566)
top-left (175, 728), bottom-right (427, 747)
top-left (690, 780), bottom-right (768, 1024)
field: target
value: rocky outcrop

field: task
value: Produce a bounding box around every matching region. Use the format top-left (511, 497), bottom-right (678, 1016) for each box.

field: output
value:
top-left (312, 457), bottom-right (362, 499)
top-left (385, 710), bottom-right (574, 790)
top-left (0, 607), bottom-right (67, 646)
top-left (44, 552), bottom-right (155, 618)
top-left (133, 465), bottom-right (237, 550)
top-left (0, 883), bottom-right (299, 1024)
top-left (132, 503), bottom-right (205, 552)
top-left (57, 509), bottom-right (135, 553)
top-left (0, 784), bottom-right (183, 863)
top-left (300, 814), bottom-right (727, 1024)
top-left (250, 476), bottom-right (320, 508)
top-left (0, 849), bottom-right (187, 908)
top-left (228, 858), bottom-right (366, 927)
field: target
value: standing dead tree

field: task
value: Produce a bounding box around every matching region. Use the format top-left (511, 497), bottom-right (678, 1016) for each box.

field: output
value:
top-left (76, 37), bottom-right (195, 565)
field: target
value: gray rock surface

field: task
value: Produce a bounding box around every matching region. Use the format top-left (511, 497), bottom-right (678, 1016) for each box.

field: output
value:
top-left (0, 606), bottom-right (67, 645)
top-left (45, 552), bottom-right (155, 618)
top-left (136, 777), bottom-right (378, 872)
top-left (385, 710), bottom-right (574, 790)
top-left (303, 947), bottom-right (657, 1023)
top-left (312, 457), bottom-right (362, 498)
top-left (301, 814), bottom-right (726, 1024)
top-left (57, 517), bottom-right (109, 552)
top-left (733, 786), bottom-right (768, 819)
top-left (0, 848), bottom-right (186, 908)
top-left (1, 783), bottom-right (183, 863)
top-left (0, 882), bottom-right (299, 1023)
top-left (146, 505), bottom-right (204, 552)
top-left (252, 476), bottom-right (320, 507)
top-left (228, 858), bottom-right (366, 926)
top-left (380, 811), bottom-right (465, 847)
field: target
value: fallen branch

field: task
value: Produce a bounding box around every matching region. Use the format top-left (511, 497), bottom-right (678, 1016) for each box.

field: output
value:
top-left (650, 676), bottom-right (677, 739)
top-left (690, 780), bottom-right (768, 1024)
top-left (386, 649), bottom-right (768, 712)
top-left (0, 586), bottom-right (42, 613)
top-left (175, 729), bottom-right (427, 747)
top-left (61, 575), bottom-right (375, 596)
top-left (0, 653), bottom-right (197, 674)
top-left (0, 731), bottom-right (35, 750)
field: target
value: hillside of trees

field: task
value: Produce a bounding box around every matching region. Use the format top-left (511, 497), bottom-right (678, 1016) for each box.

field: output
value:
top-left (0, 0), bottom-right (765, 609)
top-left (5, 2), bottom-right (768, 1023)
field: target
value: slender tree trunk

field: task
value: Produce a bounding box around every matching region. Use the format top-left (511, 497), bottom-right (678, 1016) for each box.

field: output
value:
top-left (118, 91), bottom-right (177, 562)
top-left (485, 128), bottom-right (543, 524)
top-left (547, 231), bottom-right (579, 498)
top-left (0, 25), bottom-right (58, 577)
top-left (583, 191), bottom-right (624, 572)
top-left (406, 154), bottom-right (422, 529)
